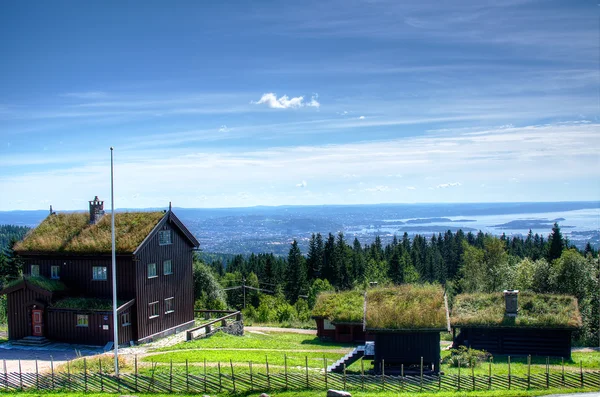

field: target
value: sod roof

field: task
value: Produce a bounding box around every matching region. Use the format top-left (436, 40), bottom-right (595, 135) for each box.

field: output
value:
top-left (2, 276), bottom-right (67, 293)
top-left (365, 284), bottom-right (448, 331)
top-left (311, 290), bottom-right (364, 323)
top-left (52, 297), bottom-right (124, 311)
top-left (451, 292), bottom-right (582, 329)
top-left (14, 211), bottom-right (165, 254)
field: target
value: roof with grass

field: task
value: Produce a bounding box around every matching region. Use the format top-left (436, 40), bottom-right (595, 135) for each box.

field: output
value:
top-left (14, 211), bottom-right (165, 254)
top-left (0, 276), bottom-right (67, 295)
top-left (451, 292), bottom-right (582, 329)
top-left (365, 284), bottom-right (448, 331)
top-left (51, 297), bottom-right (124, 311)
top-left (311, 290), bottom-right (364, 323)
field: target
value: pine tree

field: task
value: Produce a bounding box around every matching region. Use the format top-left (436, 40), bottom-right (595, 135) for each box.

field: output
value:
top-left (285, 240), bottom-right (307, 303)
top-left (547, 223), bottom-right (564, 262)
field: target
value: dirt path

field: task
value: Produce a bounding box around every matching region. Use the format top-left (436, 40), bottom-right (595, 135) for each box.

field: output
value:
top-left (246, 326), bottom-right (316, 335)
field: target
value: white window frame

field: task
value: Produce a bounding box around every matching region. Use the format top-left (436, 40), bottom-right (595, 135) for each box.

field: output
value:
top-left (121, 312), bottom-right (131, 326)
top-left (159, 230), bottom-right (172, 245)
top-left (147, 263), bottom-right (157, 278)
top-left (163, 259), bottom-right (173, 275)
top-left (165, 297), bottom-right (174, 314)
top-left (51, 265), bottom-right (60, 279)
top-left (30, 265), bottom-right (40, 277)
top-left (92, 266), bottom-right (107, 280)
top-left (76, 314), bottom-right (89, 327)
top-left (149, 301), bottom-right (159, 319)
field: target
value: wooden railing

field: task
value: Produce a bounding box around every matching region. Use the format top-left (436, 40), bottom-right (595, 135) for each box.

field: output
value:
top-left (186, 310), bottom-right (242, 341)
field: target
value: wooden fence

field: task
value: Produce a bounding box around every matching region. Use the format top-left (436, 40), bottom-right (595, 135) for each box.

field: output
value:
top-left (187, 310), bottom-right (242, 341)
top-left (1, 356), bottom-right (599, 394)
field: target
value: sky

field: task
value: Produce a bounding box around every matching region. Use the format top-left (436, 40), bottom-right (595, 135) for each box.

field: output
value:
top-left (1, 0), bottom-right (599, 211)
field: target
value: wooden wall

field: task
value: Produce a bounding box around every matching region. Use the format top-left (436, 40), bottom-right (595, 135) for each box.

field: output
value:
top-left (373, 332), bottom-right (441, 373)
top-left (455, 327), bottom-right (572, 358)
top-left (6, 287), bottom-right (50, 340)
top-left (134, 219), bottom-right (195, 341)
top-left (47, 309), bottom-right (114, 345)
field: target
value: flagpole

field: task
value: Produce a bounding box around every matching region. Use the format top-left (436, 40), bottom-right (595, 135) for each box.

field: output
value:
top-left (110, 147), bottom-right (119, 375)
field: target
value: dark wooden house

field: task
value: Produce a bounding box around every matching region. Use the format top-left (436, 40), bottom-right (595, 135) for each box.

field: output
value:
top-left (451, 291), bottom-right (581, 359)
top-left (1, 196), bottom-right (199, 346)
top-left (365, 284), bottom-right (450, 373)
top-left (312, 290), bottom-right (370, 343)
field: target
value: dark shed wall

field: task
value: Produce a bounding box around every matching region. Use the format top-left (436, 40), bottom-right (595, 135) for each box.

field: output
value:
top-left (23, 256), bottom-right (136, 300)
top-left (374, 332), bottom-right (441, 372)
top-left (6, 288), bottom-right (51, 340)
top-left (135, 221), bottom-right (195, 341)
top-left (456, 327), bottom-right (572, 358)
top-left (47, 310), bottom-right (114, 345)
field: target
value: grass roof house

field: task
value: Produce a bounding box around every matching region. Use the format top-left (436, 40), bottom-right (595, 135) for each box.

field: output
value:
top-left (1, 196), bottom-right (199, 346)
top-left (312, 290), bottom-right (366, 343)
top-left (451, 291), bottom-right (581, 359)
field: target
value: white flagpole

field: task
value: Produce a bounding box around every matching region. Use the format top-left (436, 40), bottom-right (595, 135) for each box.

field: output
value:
top-left (110, 147), bottom-right (119, 375)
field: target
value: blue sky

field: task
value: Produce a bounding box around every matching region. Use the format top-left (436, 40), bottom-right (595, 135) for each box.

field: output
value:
top-left (1, 0), bottom-right (598, 211)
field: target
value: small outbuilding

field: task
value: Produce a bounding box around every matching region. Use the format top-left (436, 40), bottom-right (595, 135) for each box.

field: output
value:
top-left (312, 290), bottom-right (368, 343)
top-left (451, 290), bottom-right (581, 359)
top-left (365, 284), bottom-right (450, 374)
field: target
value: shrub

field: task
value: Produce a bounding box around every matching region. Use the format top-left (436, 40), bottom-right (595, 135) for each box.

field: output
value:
top-left (443, 346), bottom-right (491, 368)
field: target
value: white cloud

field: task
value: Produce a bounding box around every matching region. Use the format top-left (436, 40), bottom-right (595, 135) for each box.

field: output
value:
top-left (406, 186), bottom-right (416, 190)
top-left (436, 182), bottom-right (462, 188)
top-left (359, 116), bottom-right (365, 120)
top-left (296, 180), bottom-right (307, 188)
top-left (365, 185), bottom-right (390, 192)
top-left (252, 93), bottom-right (305, 109)
top-left (306, 93), bottom-right (320, 108)
top-left (218, 125), bottom-right (230, 133)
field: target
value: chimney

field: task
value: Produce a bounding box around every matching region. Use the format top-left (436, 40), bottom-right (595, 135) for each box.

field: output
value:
top-left (89, 196), bottom-right (105, 224)
top-left (503, 289), bottom-right (519, 317)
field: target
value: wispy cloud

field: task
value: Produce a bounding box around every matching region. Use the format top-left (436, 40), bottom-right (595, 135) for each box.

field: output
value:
top-left (406, 186), bottom-right (416, 190)
top-left (251, 92), bottom-right (320, 109)
top-left (296, 180), bottom-right (307, 188)
top-left (436, 182), bottom-right (462, 188)
top-left (218, 125), bottom-right (230, 133)
top-left (62, 91), bottom-right (108, 99)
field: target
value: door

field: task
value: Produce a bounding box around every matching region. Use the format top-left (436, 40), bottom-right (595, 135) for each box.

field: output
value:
top-left (32, 309), bottom-right (44, 336)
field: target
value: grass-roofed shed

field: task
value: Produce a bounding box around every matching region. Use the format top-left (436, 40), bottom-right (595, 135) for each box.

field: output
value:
top-left (311, 290), bottom-right (367, 343)
top-left (451, 291), bottom-right (581, 358)
top-left (365, 284), bottom-right (449, 373)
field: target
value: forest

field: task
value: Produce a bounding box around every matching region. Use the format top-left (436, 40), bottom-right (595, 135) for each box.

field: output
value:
top-left (196, 224), bottom-right (599, 345)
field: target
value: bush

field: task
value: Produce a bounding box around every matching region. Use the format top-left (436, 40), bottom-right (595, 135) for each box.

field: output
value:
top-left (443, 346), bottom-right (491, 368)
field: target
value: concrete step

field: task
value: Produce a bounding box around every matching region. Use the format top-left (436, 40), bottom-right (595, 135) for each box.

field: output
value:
top-left (13, 336), bottom-right (51, 346)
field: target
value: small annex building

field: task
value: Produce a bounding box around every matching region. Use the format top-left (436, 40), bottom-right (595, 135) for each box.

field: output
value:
top-left (365, 284), bottom-right (450, 373)
top-left (1, 196), bottom-right (199, 346)
top-left (451, 290), bottom-right (581, 359)
top-left (312, 290), bottom-right (368, 343)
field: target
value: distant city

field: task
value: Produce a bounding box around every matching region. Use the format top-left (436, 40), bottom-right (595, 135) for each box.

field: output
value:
top-left (0, 201), bottom-right (598, 255)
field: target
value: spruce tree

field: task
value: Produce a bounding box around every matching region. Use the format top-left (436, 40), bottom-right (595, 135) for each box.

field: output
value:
top-left (285, 240), bottom-right (307, 303)
top-left (548, 223), bottom-right (564, 261)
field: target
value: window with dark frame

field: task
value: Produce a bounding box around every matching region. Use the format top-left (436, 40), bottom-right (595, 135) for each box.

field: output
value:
top-left (149, 302), bottom-right (159, 318)
top-left (148, 263), bottom-right (157, 278)
top-left (165, 297), bottom-right (174, 313)
top-left (51, 265), bottom-right (60, 279)
top-left (76, 314), bottom-right (89, 327)
top-left (92, 266), bottom-right (107, 280)
top-left (159, 230), bottom-right (172, 245)
top-left (121, 312), bottom-right (131, 326)
top-left (30, 265), bottom-right (40, 277)
top-left (163, 259), bottom-right (173, 275)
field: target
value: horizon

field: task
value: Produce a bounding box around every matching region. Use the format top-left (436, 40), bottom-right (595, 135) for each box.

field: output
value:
top-left (1, 1), bottom-right (599, 211)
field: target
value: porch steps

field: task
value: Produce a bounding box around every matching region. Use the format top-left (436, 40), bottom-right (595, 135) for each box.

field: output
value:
top-left (327, 341), bottom-right (375, 373)
top-left (12, 336), bottom-right (51, 347)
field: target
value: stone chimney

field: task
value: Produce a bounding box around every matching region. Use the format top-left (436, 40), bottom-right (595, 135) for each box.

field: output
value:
top-left (89, 196), bottom-right (105, 224)
top-left (503, 289), bottom-right (519, 317)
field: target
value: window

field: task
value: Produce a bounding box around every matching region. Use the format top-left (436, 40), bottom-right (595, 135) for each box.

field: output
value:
top-left (149, 302), bottom-right (159, 318)
top-left (165, 297), bottom-right (174, 314)
top-left (30, 265), bottom-right (40, 277)
top-left (159, 230), bottom-right (172, 245)
top-left (92, 266), bottom-right (107, 280)
top-left (163, 260), bottom-right (173, 275)
top-left (147, 263), bottom-right (157, 278)
top-left (121, 312), bottom-right (131, 326)
top-left (51, 265), bottom-right (60, 279)
top-left (77, 314), bottom-right (89, 327)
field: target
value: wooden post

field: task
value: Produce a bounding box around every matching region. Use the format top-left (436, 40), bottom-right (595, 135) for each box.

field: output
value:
top-left (361, 357), bottom-right (365, 391)
top-left (546, 357), bottom-right (549, 389)
top-left (562, 357), bottom-right (565, 386)
top-left (204, 358), bottom-right (207, 393)
top-left (51, 355), bottom-right (55, 390)
top-left (266, 355), bottom-right (270, 390)
top-left (305, 356), bottom-right (309, 389)
top-left (284, 354), bottom-right (288, 389)
top-left (230, 359), bottom-right (236, 393)
top-left (170, 359), bottom-right (173, 392)
top-left (527, 355), bottom-right (531, 390)
top-left (420, 356), bottom-right (424, 391)
top-left (471, 359), bottom-right (475, 391)
top-left (218, 361), bottom-right (222, 392)
top-left (401, 363), bottom-right (404, 391)
top-left (343, 363), bottom-right (347, 390)
top-left (488, 356), bottom-right (492, 390)
top-left (580, 360), bottom-right (584, 388)
top-left (3, 360), bottom-right (7, 391)
top-left (84, 357), bottom-right (87, 393)
top-left (249, 361), bottom-right (254, 391)
top-left (507, 356), bottom-right (511, 390)
top-left (18, 359), bottom-right (22, 391)
top-left (186, 359), bottom-right (189, 393)
top-left (67, 359), bottom-right (71, 391)
top-left (135, 355), bottom-right (138, 392)
top-left (323, 357), bottom-right (327, 389)
top-left (458, 359), bottom-right (461, 391)
top-left (382, 359), bottom-right (385, 390)
top-left (99, 357), bottom-right (103, 392)
top-left (35, 358), bottom-right (39, 390)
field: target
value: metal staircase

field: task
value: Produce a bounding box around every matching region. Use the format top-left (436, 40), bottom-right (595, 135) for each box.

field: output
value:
top-left (328, 342), bottom-right (375, 373)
